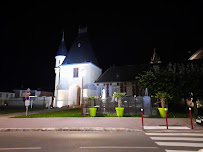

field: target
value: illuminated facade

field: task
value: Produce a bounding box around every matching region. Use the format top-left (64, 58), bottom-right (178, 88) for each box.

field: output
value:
top-left (54, 28), bottom-right (102, 108)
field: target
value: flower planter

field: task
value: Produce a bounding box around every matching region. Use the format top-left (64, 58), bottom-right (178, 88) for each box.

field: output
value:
top-left (89, 108), bottom-right (97, 117)
top-left (158, 108), bottom-right (168, 118)
top-left (115, 107), bottom-right (124, 117)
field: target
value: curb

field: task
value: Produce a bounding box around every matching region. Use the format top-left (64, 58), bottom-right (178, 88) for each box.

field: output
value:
top-left (0, 127), bottom-right (142, 132)
top-left (0, 127), bottom-right (202, 132)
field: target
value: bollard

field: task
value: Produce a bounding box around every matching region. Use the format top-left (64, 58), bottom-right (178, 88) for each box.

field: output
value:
top-left (141, 108), bottom-right (144, 130)
top-left (189, 107), bottom-right (194, 129)
top-left (165, 108), bottom-right (168, 129)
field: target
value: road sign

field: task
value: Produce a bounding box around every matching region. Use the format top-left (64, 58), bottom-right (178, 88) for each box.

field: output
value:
top-left (25, 100), bottom-right (30, 106)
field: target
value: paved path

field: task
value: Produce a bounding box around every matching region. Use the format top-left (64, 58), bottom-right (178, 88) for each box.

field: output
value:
top-left (0, 108), bottom-right (202, 132)
top-left (0, 117), bottom-right (202, 132)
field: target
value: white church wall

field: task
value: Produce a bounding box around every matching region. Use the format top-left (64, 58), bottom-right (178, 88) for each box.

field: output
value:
top-left (55, 55), bottom-right (66, 67)
top-left (55, 62), bottom-right (102, 107)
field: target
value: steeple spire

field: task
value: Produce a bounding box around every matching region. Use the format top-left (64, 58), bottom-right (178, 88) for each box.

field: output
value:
top-left (150, 48), bottom-right (161, 64)
top-left (57, 31), bottom-right (68, 56)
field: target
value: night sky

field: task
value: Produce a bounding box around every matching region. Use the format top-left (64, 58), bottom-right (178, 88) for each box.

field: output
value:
top-left (0, 1), bottom-right (203, 92)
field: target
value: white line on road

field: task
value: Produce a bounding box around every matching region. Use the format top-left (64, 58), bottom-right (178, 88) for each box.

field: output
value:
top-left (80, 146), bottom-right (158, 149)
top-left (151, 137), bottom-right (203, 141)
top-left (0, 147), bottom-right (41, 151)
top-left (155, 142), bottom-right (203, 147)
top-left (144, 126), bottom-right (190, 129)
top-left (165, 150), bottom-right (198, 152)
top-left (146, 133), bottom-right (203, 136)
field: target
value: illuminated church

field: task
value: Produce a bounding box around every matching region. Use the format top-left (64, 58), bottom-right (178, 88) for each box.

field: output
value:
top-left (54, 27), bottom-right (102, 107)
top-left (54, 27), bottom-right (160, 108)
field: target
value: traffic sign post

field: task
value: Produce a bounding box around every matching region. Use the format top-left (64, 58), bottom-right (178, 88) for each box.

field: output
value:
top-left (25, 100), bottom-right (30, 116)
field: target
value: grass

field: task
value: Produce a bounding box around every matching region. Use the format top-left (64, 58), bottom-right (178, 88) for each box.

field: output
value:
top-left (11, 107), bottom-right (192, 118)
top-left (13, 108), bottom-right (81, 118)
top-left (0, 107), bottom-right (47, 114)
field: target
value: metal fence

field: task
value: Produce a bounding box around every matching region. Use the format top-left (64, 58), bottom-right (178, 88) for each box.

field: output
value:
top-left (83, 96), bottom-right (158, 115)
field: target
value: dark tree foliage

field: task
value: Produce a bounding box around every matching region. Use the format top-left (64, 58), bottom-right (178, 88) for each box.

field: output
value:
top-left (138, 63), bottom-right (203, 103)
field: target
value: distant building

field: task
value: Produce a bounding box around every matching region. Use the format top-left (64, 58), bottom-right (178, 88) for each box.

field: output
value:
top-left (0, 92), bottom-right (15, 100)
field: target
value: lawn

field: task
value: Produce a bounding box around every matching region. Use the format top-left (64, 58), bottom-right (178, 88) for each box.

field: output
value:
top-left (13, 108), bottom-right (82, 118)
top-left (12, 107), bottom-right (191, 118)
top-left (0, 107), bottom-right (46, 114)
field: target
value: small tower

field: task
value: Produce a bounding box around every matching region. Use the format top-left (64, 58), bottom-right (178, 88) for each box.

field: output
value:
top-left (55, 31), bottom-right (67, 67)
top-left (150, 48), bottom-right (161, 64)
top-left (54, 31), bottom-right (68, 107)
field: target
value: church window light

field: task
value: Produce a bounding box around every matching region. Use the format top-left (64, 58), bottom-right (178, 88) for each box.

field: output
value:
top-left (73, 68), bottom-right (79, 78)
top-left (78, 43), bottom-right (81, 48)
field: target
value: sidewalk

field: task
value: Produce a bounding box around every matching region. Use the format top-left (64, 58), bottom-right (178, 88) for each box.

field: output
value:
top-left (0, 117), bottom-right (202, 132)
top-left (0, 107), bottom-right (202, 132)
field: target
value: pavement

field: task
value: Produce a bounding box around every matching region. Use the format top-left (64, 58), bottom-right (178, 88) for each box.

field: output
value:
top-left (0, 108), bottom-right (202, 132)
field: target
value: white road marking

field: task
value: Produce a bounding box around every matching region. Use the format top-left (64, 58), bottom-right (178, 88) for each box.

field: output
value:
top-left (151, 137), bottom-right (203, 141)
top-left (156, 142), bottom-right (203, 147)
top-left (165, 150), bottom-right (197, 152)
top-left (80, 146), bottom-right (158, 149)
top-left (0, 147), bottom-right (41, 151)
top-left (144, 126), bottom-right (190, 129)
top-left (146, 133), bottom-right (203, 136)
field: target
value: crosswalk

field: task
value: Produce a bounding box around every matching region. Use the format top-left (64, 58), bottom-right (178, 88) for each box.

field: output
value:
top-left (145, 132), bottom-right (203, 152)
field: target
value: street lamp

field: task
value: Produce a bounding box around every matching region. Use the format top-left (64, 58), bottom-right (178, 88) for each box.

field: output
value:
top-left (81, 69), bottom-right (86, 116)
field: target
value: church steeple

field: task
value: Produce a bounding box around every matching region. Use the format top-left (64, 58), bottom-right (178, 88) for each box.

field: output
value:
top-left (55, 31), bottom-right (67, 67)
top-left (57, 31), bottom-right (68, 56)
top-left (62, 26), bottom-right (99, 67)
top-left (150, 48), bottom-right (161, 64)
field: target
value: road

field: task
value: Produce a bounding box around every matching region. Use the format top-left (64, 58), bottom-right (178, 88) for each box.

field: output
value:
top-left (0, 131), bottom-right (202, 152)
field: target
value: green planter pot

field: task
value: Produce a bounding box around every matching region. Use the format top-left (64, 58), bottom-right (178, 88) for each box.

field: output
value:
top-left (158, 108), bottom-right (168, 118)
top-left (89, 108), bottom-right (97, 117)
top-left (115, 107), bottom-right (124, 117)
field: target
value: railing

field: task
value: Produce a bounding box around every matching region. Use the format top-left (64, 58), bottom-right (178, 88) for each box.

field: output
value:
top-left (83, 96), bottom-right (158, 115)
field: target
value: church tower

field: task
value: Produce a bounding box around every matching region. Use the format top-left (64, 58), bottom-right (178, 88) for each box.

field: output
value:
top-left (54, 31), bottom-right (68, 107)
top-left (54, 26), bottom-right (102, 108)
top-left (150, 48), bottom-right (161, 64)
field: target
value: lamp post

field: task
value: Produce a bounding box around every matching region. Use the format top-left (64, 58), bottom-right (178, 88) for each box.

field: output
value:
top-left (81, 75), bottom-right (84, 116)
top-left (81, 69), bottom-right (85, 116)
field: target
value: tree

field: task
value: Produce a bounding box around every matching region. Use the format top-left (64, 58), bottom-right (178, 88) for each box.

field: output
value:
top-left (113, 92), bottom-right (126, 108)
top-left (138, 63), bottom-right (203, 105)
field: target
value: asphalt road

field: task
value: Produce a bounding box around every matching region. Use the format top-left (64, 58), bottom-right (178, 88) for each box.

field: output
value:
top-left (0, 131), bottom-right (163, 152)
top-left (0, 131), bottom-right (202, 152)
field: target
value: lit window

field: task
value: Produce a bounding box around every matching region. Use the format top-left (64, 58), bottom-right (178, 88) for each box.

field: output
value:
top-left (78, 43), bottom-right (81, 48)
top-left (73, 68), bottom-right (78, 78)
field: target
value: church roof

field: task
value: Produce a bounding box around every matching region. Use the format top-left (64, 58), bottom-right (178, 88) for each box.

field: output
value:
top-left (95, 64), bottom-right (151, 83)
top-left (189, 49), bottom-right (203, 60)
top-left (62, 29), bottom-right (99, 66)
top-left (57, 32), bottom-right (68, 56)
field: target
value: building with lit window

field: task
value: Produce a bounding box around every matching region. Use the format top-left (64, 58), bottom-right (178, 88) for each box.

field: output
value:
top-left (54, 27), bottom-right (102, 107)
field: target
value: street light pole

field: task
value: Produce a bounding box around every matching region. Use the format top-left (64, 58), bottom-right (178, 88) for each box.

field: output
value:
top-left (81, 75), bottom-right (84, 116)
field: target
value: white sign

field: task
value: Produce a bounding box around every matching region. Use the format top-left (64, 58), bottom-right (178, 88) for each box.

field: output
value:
top-left (25, 100), bottom-right (30, 106)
